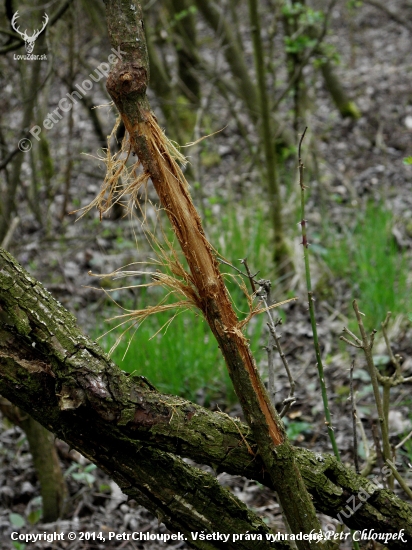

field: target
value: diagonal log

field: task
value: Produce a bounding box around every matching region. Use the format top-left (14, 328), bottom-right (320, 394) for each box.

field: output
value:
top-left (0, 247), bottom-right (411, 549)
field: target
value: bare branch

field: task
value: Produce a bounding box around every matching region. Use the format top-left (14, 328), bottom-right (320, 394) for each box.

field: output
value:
top-left (350, 360), bottom-right (359, 474)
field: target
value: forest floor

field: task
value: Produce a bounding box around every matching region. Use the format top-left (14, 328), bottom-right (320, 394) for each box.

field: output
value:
top-left (1, 1), bottom-right (412, 549)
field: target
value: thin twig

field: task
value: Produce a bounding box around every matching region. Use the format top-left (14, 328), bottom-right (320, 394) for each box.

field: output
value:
top-left (0, 145), bottom-right (21, 171)
top-left (217, 257), bottom-right (260, 285)
top-left (240, 258), bottom-right (257, 293)
top-left (258, 280), bottom-right (296, 417)
top-left (0, 216), bottom-right (20, 250)
top-left (273, 0), bottom-right (338, 110)
top-left (340, 336), bottom-right (363, 349)
top-left (352, 300), bottom-right (391, 465)
top-left (371, 420), bottom-right (385, 475)
top-left (350, 361), bottom-right (359, 474)
top-left (343, 306), bottom-right (412, 494)
top-left (364, 0), bottom-right (412, 33)
top-left (341, 326), bottom-right (362, 344)
top-left (386, 459), bottom-right (412, 500)
top-left (381, 312), bottom-right (402, 376)
top-left (396, 429), bottom-right (412, 450)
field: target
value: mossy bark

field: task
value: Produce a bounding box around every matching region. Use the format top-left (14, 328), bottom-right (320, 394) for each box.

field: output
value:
top-left (0, 248), bottom-right (411, 548)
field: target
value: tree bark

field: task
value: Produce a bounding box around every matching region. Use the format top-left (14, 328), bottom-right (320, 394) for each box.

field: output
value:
top-left (0, 247), bottom-right (411, 549)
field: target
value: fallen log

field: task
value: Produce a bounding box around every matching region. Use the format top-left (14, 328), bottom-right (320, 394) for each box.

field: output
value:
top-left (0, 248), bottom-right (411, 549)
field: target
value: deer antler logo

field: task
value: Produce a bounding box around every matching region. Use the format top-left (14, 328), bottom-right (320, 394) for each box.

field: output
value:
top-left (11, 11), bottom-right (49, 54)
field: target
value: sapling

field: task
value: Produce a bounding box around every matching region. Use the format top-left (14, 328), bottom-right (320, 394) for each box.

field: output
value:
top-left (297, 128), bottom-right (340, 459)
top-left (342, 306), bottom-right (412, 498)
top-left (297, 129), bottom-right (361, 550)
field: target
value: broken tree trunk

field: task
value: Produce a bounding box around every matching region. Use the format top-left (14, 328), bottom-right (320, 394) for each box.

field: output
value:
top-left (0, 248), bottom-right (411, 549)
top-left (102, 1), bottom-right (327, 547)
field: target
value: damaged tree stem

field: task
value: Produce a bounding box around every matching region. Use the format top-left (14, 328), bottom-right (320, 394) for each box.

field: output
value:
top-left (102, 2), bottom-right (329, 546)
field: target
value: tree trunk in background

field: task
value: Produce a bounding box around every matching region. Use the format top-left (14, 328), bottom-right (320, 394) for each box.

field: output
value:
top-left (0, 38), bottom-right (44, 242)
top-left (195, 0), bottom-right (293, 276)
top-left (248, 0), bottom-right (292, 277)
top-left (0, 399), bottom-right (67, 522)
top-left (168, 0), bottom-right (200, 103)
top-left (320, 60), bottom-right (361, 119)
top-left (282, 0), bottom-right (309, 135)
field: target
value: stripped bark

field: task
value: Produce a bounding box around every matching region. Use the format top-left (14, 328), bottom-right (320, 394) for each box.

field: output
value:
top-left (103, 2), bottom-right (328, 547)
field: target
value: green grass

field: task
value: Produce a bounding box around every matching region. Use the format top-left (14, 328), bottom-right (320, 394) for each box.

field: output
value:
top-left (206, 205), bottom-right (273, 276)
top-left (322, 202), bottom-right (410, 330)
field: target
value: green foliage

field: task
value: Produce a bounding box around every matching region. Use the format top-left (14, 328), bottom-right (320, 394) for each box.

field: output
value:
top-left (27, 508), bottom-right (42, 526)
top-left (206, 205), bottom-right (273, 281)
top-left (283, 419), bottom-right (312, 441)
top-left (25, 496), bottom-right (42, 526)
top-left (403, 156), bottom-right (412, 165)
top-left (9, 513), bottom-right (25, 528)
top-left (282, 2), bottom-right (324, 54)
top-left (65, 462), bottom-right (97, 487)
top-left (282, 2), bottom-right (324, 24)
top-left (282, 1), bottom-right (342, 74)
top-left (313, 43), bottom-right (341, 67)
top-left (346, 0), bottom-right (363, 9)
top-left (172, 5), bottom-right (197, 24)
top-left (323, 203), bottom-right (410, 329)
top-left (104, 309), bottom-right (236, 404)
top-left (284, 35), bottom-right (317, 55)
